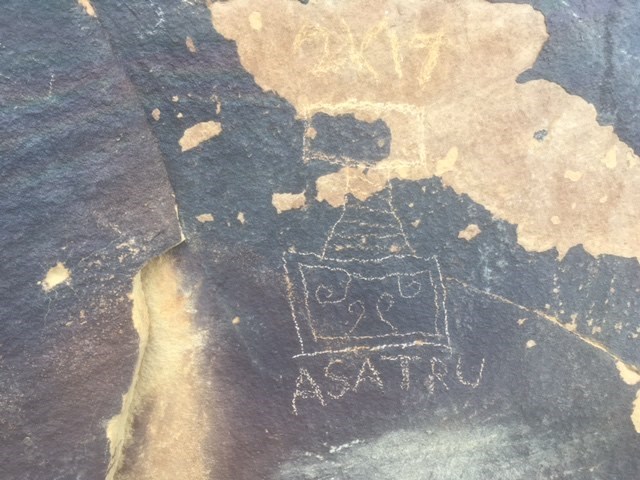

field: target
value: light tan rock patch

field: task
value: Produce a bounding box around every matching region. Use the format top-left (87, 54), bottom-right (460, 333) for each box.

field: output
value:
top-left (179, 121), bottom-right (222, 152)
top-left (458, 224), bottom-right (481, 241)
top-left (209, 0), bottom-right (640, 260)
top-left (41, 262), bottom-right (70, 292)
top-left (77, 0), bottom-right (96, 17)
top-left (186, 36), bottom-right (197, 53)
top-left (106, 256), bottom-right (211, 480)
top-left (272, 191), bottom-right (307, 213)
top-left (196, 213), bottom-right (214, 223)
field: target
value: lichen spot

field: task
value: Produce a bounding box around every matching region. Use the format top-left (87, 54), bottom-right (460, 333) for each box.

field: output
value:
top-left (42, 262), bottom-right (71, 292)
top-left (151, 108), bottom-right (161, 121)
top-left (458, 224), bottom-right (481, 241)
top-left (526, 339), bottom-right (537, 349)
top-left (249, 11), bottom-right (262, 31)
top-left (550, 216), bottom-right (561, 225)
top-left (237, 212), bottom-right (246, 225)
top-left (232, 316), bottom-right (241, 325)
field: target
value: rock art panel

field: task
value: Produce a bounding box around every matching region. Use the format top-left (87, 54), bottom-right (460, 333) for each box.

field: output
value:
top-left (4, 0), bottom-right (640, 479)
top-left (88, 1), bottom-right (640, 478)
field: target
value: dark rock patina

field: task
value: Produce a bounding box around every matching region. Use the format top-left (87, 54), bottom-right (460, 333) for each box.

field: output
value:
top-left (3, 1), bottom-right (640, 479)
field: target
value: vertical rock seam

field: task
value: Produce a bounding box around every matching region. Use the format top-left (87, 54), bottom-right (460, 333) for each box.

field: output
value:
top-left (105, 254), bottom-right (211, 480)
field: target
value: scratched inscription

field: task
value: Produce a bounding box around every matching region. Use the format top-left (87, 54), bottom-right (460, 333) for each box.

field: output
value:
top-left (284, 187), bottom-right (485, 414)
top-left (293, 19), bottom-right (444, 87)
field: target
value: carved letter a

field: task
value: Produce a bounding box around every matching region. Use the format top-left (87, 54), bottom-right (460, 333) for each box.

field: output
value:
top-left (292, 368), bottom-right (326, 415)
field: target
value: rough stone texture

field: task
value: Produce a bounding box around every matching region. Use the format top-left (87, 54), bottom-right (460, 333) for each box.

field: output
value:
top-left (493, 0), bottom-right (640, 152)
top-left (3, 1), bottom-right (640, 479)
top-left (0, 2), bottom-right (182, 479)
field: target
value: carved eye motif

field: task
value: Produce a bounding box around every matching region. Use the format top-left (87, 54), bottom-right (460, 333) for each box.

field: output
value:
top-left (300, 265), bottom-right (351, 305)
top-left (316, 284), bottom-right (345, 304)
top-left (398, 276), bottom-right (422, 298)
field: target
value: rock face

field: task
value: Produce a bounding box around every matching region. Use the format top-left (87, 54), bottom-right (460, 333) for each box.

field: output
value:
top-left (3, 1), bottom-right (640, 479)
top-left (0, 2), bottom-right (182, 479)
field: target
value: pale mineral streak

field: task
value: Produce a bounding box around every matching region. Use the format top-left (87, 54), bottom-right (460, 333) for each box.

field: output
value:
top-left (77, 0), bottom-right (96, 17)
top-left (179, 121), bottom-right (222, 152)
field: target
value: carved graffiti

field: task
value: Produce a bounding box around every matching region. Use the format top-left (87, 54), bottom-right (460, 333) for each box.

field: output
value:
top-left (284, 187), bottom-right (485, 414)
